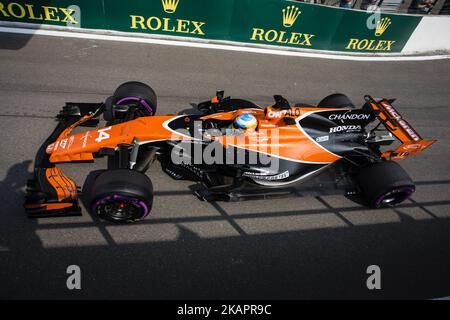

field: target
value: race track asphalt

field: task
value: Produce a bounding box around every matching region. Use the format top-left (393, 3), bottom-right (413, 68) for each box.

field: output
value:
top-left (0, 31), bottom-right (449, 299)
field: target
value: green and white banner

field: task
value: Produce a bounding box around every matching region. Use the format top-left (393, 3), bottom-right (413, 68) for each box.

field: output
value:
top-left (0, 0), bottom-right (423, 53)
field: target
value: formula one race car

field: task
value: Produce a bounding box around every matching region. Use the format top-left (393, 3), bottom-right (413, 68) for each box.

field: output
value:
top-left (24, 81), bottom-right (435, 223)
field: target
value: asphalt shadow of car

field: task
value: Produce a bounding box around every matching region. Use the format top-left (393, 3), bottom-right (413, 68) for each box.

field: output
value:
top-left (0, 160), bottom-right (43, 250)
top-left (1, 160), bottom-right (450, 299)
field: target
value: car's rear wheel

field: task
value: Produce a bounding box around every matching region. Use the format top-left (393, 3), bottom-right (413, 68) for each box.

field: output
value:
top-left (317, 93), bottom-right (355, 109)
top-left (104, 81), bottom-right (157, 123)
top-left (87, 169), bottom-right (153, 223)
top-left (355, 161), bottom-right (415, 208)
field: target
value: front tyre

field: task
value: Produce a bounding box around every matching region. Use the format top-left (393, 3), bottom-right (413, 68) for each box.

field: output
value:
top-left (355, 161), bottom-right (415, 208)
top-left (105, 81), bottom-right (158, 171)
top-left (87, 169), bottom-right (153, 223)
top-left (104, 81), bottom-right (157, 123)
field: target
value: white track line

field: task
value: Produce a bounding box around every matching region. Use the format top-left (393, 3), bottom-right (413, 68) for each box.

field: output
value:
top-left (1, 26), bottom-right (449, 62)
top-left (433, 296), bottom-right (450, 300)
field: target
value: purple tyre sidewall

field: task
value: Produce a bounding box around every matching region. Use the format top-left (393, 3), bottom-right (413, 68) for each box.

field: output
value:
top-left (374, 186), bottom-right (415, 207)
top-left (92, 194), bottom-right (150, 220)
top-left (116, 96), bottom-right (154, 115)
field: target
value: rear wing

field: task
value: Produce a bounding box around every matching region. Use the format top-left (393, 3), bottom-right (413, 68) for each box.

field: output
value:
top-left (365, 95), bottom-right (436, 160)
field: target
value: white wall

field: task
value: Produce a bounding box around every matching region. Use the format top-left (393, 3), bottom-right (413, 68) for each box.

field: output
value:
top-left (402, 16), bottom-right (450, 53)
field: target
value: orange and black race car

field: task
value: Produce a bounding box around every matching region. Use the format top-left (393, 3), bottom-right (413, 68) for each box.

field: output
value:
top-left (24, 81), bottom-right (436, 223)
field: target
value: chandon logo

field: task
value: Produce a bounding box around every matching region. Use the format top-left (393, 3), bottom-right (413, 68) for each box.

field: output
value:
top-left (329, 113), bottom-right (371, 121)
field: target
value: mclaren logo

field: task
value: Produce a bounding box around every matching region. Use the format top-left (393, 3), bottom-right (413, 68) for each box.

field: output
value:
top-left (384, 104), bottom-right (421, 141)
top-left (282, 6), bottom-right (301, 28)
top-left (375, 17), bottom-right (391, 37)
top-left (162, 0), bottom-right (180, 13)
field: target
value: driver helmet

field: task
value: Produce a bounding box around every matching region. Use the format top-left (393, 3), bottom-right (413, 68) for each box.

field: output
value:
top-left (233, 113), bottom-right (258, 131)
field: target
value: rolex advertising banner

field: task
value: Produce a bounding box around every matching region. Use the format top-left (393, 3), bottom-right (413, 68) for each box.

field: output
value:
top-left (0, 0), bottom-right (422, 53)
top-left (236, 0), bottom-right (421, 52)
top-left (0, 0), bottom-right (105, 29)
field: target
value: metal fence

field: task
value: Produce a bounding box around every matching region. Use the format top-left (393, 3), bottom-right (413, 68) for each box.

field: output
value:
top-left (294, 0), bottom-right (450, 14)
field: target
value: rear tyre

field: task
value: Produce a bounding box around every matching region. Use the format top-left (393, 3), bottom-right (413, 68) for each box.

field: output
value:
top-left (317, 93), bottom-right (355, 109)
top-left (104, 81), bottom-right (157, 123)
top-left (87, 169), bottom-right (153, 223)
top-left (355, 161), bottom-right (415, 208)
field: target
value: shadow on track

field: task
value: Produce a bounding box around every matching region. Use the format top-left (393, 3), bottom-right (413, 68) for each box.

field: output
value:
top-left (0, 161), bottom-right (449, 299)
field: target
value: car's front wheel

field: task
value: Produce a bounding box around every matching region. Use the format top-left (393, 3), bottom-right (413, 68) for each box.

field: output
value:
top-left (104, 81), bottom-right (157, 124)
top-left (87, 169), bottom-right (153, 223)
top-left (104, 81), bottom-right (158, 172)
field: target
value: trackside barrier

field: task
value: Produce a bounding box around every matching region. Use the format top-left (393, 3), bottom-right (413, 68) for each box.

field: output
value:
top-left (0, 0), bottom-right (448, 54)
